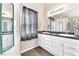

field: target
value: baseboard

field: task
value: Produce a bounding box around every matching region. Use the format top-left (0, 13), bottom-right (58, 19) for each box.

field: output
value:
top-left (20, 45), bottom-right (38, 54)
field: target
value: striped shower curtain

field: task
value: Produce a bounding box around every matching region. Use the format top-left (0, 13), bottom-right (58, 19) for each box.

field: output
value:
top-left (21, 7), bottom-right (38, 41)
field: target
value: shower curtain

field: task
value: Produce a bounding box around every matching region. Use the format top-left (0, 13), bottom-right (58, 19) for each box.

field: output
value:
top-left (21, 7), bottom-right (38, 41)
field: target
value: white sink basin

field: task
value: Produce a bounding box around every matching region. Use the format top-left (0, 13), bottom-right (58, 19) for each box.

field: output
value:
top-left (42, 32), bottom-right (58, 35)
top-left (59, 34), bottom-right (75, 37)
top-left (42, 32), bottom-right (50, 34)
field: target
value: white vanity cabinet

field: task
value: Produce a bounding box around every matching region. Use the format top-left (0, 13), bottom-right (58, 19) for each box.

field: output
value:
top-left (38, 34), bottom-right (53, 54)
top-left (38, 33), bottom-right (79, 56)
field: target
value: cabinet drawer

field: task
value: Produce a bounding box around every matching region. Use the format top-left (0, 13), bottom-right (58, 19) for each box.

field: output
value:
top-left (64, 49), bottom-right (79, 56)
top-left (44, 42), bottom-right (52, 46)
top-left (44, 38), bottom-right (52, 43)
top-left (64, 43), bottom-right (79, 53)
top-left (64, 51), bottom-right (76, 56)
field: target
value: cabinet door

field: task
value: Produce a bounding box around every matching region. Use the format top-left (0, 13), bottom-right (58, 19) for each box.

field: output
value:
top-left (2, 35), bottom-right (13, 51)
top-left (38, 34), bottom-right (47, 49)
top-left (64, 43), bottom-right (79, 56)
top-left (43, 35), bottom-right (52, 53)
top-left (53, 39), bottom-right (64, 56)
top-left (38, 34), bottom-right (52, 53)
top-left (38, 34), bottom-right (44, 47)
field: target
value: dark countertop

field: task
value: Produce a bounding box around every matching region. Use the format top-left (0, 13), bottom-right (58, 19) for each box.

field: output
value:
top-left (2, 31), bottom-right (13, 35)
top-left (38, 31), bottom-right (79, 40)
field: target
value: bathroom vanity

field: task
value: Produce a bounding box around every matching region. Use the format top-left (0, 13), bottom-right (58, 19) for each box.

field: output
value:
top-left (38, 31), bottom-right (79, 56)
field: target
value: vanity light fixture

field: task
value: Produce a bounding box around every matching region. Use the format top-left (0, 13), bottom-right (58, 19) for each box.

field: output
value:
top-left (47, 5), bottom-right (66, 17)
top-left (49, 7), bottom-right (64, 15)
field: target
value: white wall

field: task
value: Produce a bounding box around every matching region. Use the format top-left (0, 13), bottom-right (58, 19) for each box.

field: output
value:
top-left (0, 4), bottom-right (20, 56)
top-left (20, 3), bottom-right (45, 53)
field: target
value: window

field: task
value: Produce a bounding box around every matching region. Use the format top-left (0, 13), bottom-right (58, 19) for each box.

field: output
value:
top-left (3, 22), bottom-right (7, 32)
top-left (21, 7), bottom-right (38, 41)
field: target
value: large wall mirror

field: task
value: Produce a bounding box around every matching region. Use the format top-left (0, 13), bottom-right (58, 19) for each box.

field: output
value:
top-left (0, 3), bottom-right (14, 53)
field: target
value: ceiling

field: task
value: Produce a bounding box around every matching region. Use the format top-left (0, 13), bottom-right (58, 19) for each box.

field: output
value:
top-left (60, 8), bottom-right (79, 17)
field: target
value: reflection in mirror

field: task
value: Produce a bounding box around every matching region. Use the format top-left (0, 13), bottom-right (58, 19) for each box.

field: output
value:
top-left (48, 14), bottom-right (79, 35)
top-left (48, 15), bottom-right (68, 32)
top-left (0, 3), bottom-right (14, 53)
top-left (47, 6), bottom-right (79, 35)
